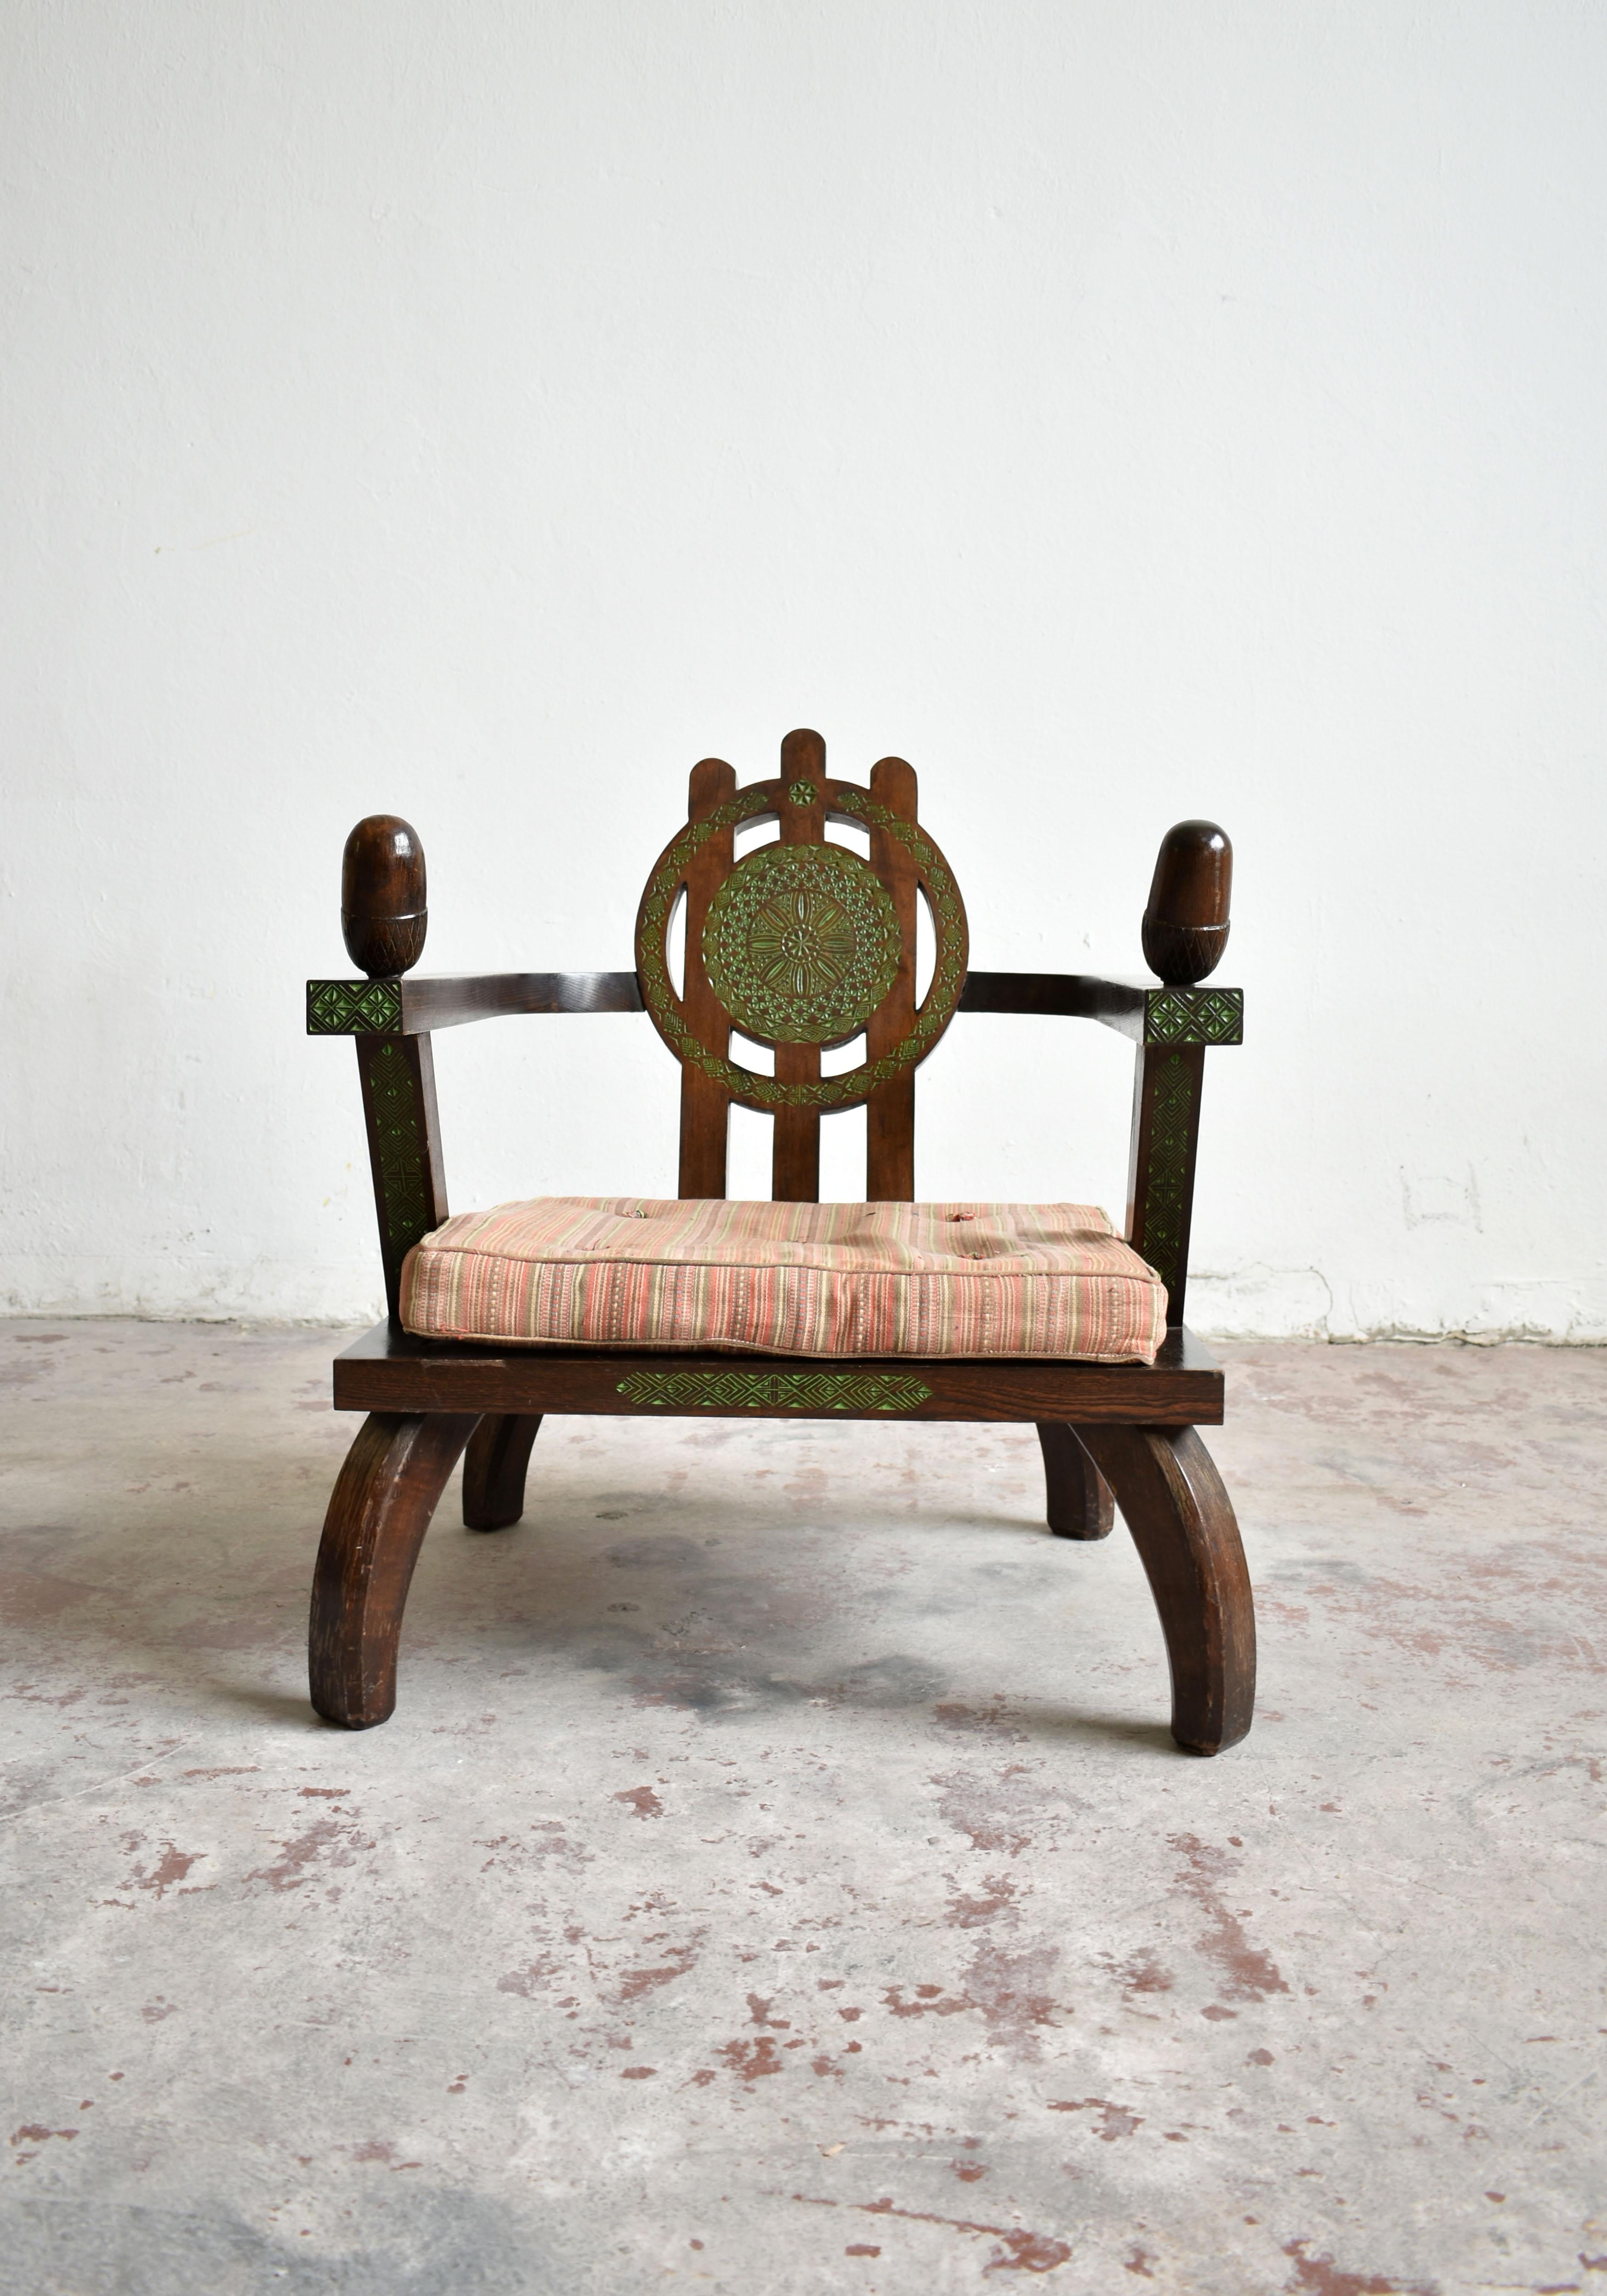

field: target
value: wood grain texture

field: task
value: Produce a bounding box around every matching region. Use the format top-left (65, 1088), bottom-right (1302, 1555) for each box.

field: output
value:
top-left (401, 973), bottom-right (644, 1030)
top-left (1036, 1422), bottom-right (1115, 1539)
top-left (308, 1411), bottom-right (477, 1728)
top-left (770, 729), bottom-right (827, 1201)
top-left (677, 759), bottom-right (738, 1198)
top-left (1076, 1423), bottom-right (1255, 1755)
top-left (330, 1321), bottom-right (1224, 1424)
top-left (958, 970), bottom-right (1151, 1035)
top-left (342, 815), bottom-right (427, 978)
top-left (1142, 820), bottom-right (1232, 985)
top-left (461, 1412), bottom-right (543, 1531)
top-left (864, 755), bottom-right (918, 1200)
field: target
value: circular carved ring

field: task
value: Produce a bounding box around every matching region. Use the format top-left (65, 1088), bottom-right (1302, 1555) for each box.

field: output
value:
top-left (635, 780), bottom-right (969, 1111)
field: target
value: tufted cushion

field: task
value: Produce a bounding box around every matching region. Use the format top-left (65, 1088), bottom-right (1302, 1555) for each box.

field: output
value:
top-left (400, 1197), bottom-right (1166, 1364)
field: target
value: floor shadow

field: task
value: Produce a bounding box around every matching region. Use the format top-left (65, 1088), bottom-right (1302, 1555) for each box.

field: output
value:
top-left (1005, 1709), bottom-right (1179, 1756)
top-left (204, 1683), bottom-right (329, 1730)
top-left (6, 1456), bottom-right (1178, 1748)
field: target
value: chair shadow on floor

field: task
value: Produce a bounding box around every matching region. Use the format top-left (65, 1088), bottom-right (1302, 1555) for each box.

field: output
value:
top-left (296, 1470), bottom-right (1189, 1755)
top-left (11, 1452), bottom-right (1184, 1758)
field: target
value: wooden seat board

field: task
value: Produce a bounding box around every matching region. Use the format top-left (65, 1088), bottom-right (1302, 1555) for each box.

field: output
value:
top-left (330, 1319), bottom-right (1223, 1425)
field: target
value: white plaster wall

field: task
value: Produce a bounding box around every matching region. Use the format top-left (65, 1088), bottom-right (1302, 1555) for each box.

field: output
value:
top-left (3, 2), bottom-right (1604, 1338)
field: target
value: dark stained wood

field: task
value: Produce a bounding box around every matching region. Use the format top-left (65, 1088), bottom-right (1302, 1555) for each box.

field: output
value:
top-left (342, 816), bottom-right (428, 978)
top-left (1076, 1424), bottom-right (1255, 1755)
top-left (1036, 1422), bottom-right (1115, 1539)
top-left (329, 1320), bottom-right (1224, 1425)
top-left (677, 759), bottom-right (738, 1198)
top-left (771, 729), bottom-right (829, 1201)
top-left (401, 973), bottom-right (643, 1030)
top-left (462, 1412), bottom-right (543, 1531)
top-left (864, 756), bottom-right (919, 1199)
top-left (309, 1411), bottom-right (478, 1728)
top-left (355, 1031), bottom-right (449, 1322)
top-left (771, 1042), bottom-right (821, 1200)
top-left (1126, 1042), bottom-right (1206, 1327)
top-left (309, 735), bottom-right (1251, 1744)
top-left (1142, 820), bottom-right (1232, 985)
top-left (959, 970), bottom-right (1151, 1036)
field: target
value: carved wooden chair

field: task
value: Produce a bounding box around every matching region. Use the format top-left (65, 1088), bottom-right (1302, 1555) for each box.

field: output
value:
top-left (305, 731), bottom-right (1250, 1751)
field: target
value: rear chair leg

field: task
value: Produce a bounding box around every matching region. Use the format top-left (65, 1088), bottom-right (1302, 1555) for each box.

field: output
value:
top-left (1075, 1424), bottom-right (1255, 1756)
top-left (309, 1412), bottom-right (477, 1729)
top-left (1036, 1422), bottom-right (1114, 1539)
top-left (463, 1413), bottom-right (544, 1532)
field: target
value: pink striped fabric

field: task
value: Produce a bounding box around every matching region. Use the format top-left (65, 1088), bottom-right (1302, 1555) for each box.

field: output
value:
top-left (400, 1197), bottom-right (1165, 1363)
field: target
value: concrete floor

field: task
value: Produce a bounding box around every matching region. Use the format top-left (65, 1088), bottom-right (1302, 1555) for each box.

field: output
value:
top-left (1, 1322), bottom-right (1604, 2295)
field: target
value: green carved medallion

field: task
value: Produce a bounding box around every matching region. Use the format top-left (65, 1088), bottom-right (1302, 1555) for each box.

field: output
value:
top-left (617, 1368), bottom-right (932, 1413)
top-left (634, 778), bottom-right (969, 1111)
top-left (702, 843), bottom-right (902, 1047)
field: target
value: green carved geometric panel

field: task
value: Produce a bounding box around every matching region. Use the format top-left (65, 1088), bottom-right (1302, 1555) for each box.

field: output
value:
top-left (616, 1368), bottom-right (933, 1413)
top-left (1144, 987), bottom-right (1243, 1047)
top-left (702, 843), bottom-right (902, 1047)
top-left (307, 979), bottom-right (403, 1035)
top-left (1136, 1050), bottom-right (1199, 1301)
top-left (357, 1036), bottom-right (433, 1252)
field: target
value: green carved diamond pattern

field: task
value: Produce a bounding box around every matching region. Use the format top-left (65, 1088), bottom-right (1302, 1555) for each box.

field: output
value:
top-left (1145, 988), bottom-right (1243, 1046)
top-left (617, 1369), bottom-right (932, 1413)
top-left (307, 979), bottom-right (402, 1035)
top-left (786, 779), bottom-right (818, 806)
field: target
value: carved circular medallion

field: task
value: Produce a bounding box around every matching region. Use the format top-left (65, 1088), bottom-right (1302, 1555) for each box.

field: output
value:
top-left (703, 843), bottom-right (901, 1047)
top-left (634, 777), bottom-right (969, 1112)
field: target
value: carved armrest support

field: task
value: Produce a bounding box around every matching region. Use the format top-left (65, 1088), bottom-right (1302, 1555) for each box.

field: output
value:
top-left (957, 971), bottom-right (1242, 1048)
top-left (307, 971), bottom-right (645, 1036)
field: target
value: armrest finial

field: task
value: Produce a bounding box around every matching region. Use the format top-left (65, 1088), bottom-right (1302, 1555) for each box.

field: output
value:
top-left (1142, 820), bottom-right (1231, 985)
top-left (342, 816), bottom-right (427, 978)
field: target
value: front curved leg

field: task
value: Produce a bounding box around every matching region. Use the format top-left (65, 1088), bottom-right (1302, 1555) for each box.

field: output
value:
top-left (462, 1413), bottom-right (543, 1531)
top-left (1075, 1424), bottom-right (1255, 1755)
top-left (309, 1412), bottom-right (477, 1729)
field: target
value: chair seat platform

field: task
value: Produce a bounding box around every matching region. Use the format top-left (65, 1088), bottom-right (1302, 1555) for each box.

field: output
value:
top-left (332, 1318), bottom-right (1224, 1425)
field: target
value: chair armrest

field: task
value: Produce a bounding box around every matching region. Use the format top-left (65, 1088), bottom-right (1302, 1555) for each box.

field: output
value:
top-left (958, 970), bottom-right (1242, 1047)
top-left (307, 971), bottom-right (645, 1036)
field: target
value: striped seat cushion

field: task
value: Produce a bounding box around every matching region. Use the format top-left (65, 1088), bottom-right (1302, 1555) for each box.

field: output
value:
top-left (400, 1197), bottom-right (1166, 1364)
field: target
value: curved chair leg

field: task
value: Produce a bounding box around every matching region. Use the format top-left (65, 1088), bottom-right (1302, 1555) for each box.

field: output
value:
top-left (462, 1412), bottom-right (544, 1532)
top-left (309, 1412), bottom-right (477, 1729)
top-left (1075, 1424), bottom-right (1255, 1756)
top-left (1036, 1422), bottom-right (1115, 1540)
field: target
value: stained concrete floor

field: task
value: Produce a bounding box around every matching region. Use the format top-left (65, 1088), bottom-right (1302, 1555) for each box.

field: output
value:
top-left (1, 1321), bottom-right (1604, 2296)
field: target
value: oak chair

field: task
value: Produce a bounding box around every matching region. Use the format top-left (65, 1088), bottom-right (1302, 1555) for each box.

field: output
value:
top-left (305, 730), bottom-right (1250, 1751)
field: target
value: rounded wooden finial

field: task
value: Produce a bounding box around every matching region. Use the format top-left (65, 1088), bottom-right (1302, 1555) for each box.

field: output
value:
top-left (341, 815), bottom-right (427, 977)
top-left (1141, 820), bottom-right (1232, 984)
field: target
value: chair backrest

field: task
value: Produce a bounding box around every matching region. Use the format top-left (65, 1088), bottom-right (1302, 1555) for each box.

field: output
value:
top-left (635, 729), bottom-right (969, 1202)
